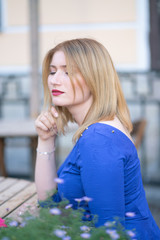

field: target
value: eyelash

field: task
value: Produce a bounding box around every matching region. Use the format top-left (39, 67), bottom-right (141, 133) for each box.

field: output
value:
top-left (49, 72), bottom-right (56, 75)
top-left (49, 72), bottom-right (68, 75)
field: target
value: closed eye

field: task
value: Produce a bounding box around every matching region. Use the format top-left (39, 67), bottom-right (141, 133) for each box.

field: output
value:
top-left (49, 70), bottom-right (68, 76)
top-left (49, 72), bottom-right (56, 75)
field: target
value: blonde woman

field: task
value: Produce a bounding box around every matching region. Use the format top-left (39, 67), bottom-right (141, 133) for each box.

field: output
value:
top-left (35, 38), bottom-right (160, 239)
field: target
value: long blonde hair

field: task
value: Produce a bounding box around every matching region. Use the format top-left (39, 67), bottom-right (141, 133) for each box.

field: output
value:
top-left (42, 38), bottom-right (132, 142)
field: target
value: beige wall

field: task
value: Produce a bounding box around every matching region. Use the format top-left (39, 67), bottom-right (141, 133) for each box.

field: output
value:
top-left (7, 0), bottom-right (29, 26)
top-left (6, 0), bottom-right (136, 26)
top-left (0, 33), bottom-right (29, 65)
top-left (40, 29), bottom-right (137, 66)
top-left (40, 0), bottom-right (136, 24)
top-left (0, 0), bottom-right (149, 72)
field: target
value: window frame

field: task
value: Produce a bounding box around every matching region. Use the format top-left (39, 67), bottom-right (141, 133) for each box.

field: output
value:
top-left (0, 0), bottom-right (2, 32)
top-left (150, 0), bottom-right (160, 70)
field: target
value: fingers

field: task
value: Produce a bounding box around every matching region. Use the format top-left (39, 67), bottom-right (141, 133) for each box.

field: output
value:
top-left (35, 107), bottom-right (58, 133)
top-left (38, 113), bottom-right (53, 131)
top-left (35, 119), bottom-right (49, 131)
top-left (50, 106), bottom-right (59, 118)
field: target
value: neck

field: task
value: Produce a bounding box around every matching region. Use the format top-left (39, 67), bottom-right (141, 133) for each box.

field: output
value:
top-left (67, 97), bottom-right (93, 126)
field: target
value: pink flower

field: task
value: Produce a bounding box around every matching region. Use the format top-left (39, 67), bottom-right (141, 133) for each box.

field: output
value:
top-left (127, 230), bottom-right (136, 237)
top-left (0, 218), bottom-right (7, 228)
top-left (106, 229), bottom-right (120, 239)
top-left (65, 204), bottom-right (73, 209)
top-left (50, 207), bottom-right (61, 215)
top-left (125, 212), bottom-right (136, 217)
top-left (74, 198), bottom-right (83, 203)
top-left (63, 236), bottom-right (71, 240)
top-left (54, 229), bottom-right (66, 238)
top-left (9, 221), bottom-right (18, 227)
top-left (54, 178), bottom-right (64, 184)
top-left (80, 225), bottom-right (90, 232)
top-left (82, 196), bottom-right (93, 202)
top-left (80, 233), bottom-right (91, 239)
top-left (104, 221), bottom-right (115, 227)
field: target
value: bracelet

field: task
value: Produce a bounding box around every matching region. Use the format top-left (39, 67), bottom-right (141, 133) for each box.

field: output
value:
top-left (36, 148), bottom-right (55, 156)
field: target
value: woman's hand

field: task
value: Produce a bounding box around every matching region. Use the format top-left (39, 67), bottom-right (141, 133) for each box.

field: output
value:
top-left (35, 107), bottom-right (58, 141)
top-left (35, 106), bottom-right (59, 200)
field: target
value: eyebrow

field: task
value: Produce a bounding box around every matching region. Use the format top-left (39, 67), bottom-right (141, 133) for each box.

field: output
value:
top-left (50, 65), bottom-right (67, 68)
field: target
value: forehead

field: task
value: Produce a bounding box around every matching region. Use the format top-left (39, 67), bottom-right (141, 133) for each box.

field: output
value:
top-left (50, 51), bottom-right (66, 66)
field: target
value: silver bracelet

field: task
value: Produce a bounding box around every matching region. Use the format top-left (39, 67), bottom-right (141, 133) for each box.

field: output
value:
top-left (36, 148), bottom-right (55, 156)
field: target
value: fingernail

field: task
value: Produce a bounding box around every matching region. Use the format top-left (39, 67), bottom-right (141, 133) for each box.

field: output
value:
top-left (54, 112), bottom-right (58, 117)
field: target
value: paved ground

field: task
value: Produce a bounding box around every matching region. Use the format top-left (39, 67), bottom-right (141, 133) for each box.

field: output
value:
top-left (144, 185), bottom-right (160, 227)
top-left (149, 204), bottom-right (160, 227)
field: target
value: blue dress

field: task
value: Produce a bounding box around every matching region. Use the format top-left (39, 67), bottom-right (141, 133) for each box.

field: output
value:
top-left (49, 123), bottom-right (160, 239)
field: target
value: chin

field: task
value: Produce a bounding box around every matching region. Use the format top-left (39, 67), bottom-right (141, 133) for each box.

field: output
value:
top-left (52, 101), bottom-right (67, 107)
top-left (52, 98), bottom-right (74, 108)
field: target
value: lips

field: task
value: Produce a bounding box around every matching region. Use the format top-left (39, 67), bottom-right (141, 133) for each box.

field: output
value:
top-left (52, 89), bottom-right (64, 96)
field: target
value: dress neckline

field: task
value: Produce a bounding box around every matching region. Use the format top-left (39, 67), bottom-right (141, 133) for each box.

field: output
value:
top-left (94, 122), bottom-right (135, 147)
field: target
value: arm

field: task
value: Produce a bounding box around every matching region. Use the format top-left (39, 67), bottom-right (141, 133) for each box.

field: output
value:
top-left (78, 132), bottom-right (125, 226)
top-left (35, 107), bottom-right (58, 201)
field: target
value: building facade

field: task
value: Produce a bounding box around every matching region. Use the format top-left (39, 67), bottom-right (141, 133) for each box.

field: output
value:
top-left (0, 0), bottom-right (160, 184)
top-left (0, 0), bottom-right (150, 73)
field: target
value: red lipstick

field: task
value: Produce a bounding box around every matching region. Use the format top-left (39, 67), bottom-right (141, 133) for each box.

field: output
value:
top-left (52, 89), bottom-right (64, 96)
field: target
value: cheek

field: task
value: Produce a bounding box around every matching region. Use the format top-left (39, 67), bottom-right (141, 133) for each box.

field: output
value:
top-left (47, 76), bottom-right (51, 87)
top-left (74, 75), bottom-right (91, 95)
top-left (75, 81), bottom-right (91, 99)
top-left (64, 80), bottom-right (74, 95)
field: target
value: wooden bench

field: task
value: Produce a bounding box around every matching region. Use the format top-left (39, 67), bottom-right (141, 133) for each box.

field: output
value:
top-left (0, 119), bottom-right (38, 177)
top-left (0, 119), bottom-right (146, 178)
top-left (131, 119), bottom-right (146, 149)
top-left (0, 176), bottom-right (37, 219)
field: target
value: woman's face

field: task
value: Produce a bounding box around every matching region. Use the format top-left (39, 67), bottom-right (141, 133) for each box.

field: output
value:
top-left (48, 51), bottom-right (93, 112)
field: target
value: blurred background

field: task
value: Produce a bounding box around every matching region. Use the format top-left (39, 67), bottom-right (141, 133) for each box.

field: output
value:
top-left (0, 0), bottom-right (160, 226)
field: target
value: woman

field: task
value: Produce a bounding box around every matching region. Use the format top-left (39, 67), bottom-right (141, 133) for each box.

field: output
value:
top-left (35, 38), bottom-right (160, 239)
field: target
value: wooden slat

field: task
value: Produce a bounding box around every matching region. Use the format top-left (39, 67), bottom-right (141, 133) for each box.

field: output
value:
top-left (0, 177), bottom-right (5, 182)
top-left (21, 193), bottom-right (38, 206)
top-left (0, 179), bottom-right (30, 205)
top-left (0, 178), bottom-right (18, 193)
top-left (7, 194), bottom-right (38, 220)
top-left (0, 119), bottom-right (37, 137)
top-left (0, 183), bottom-right (36, 218)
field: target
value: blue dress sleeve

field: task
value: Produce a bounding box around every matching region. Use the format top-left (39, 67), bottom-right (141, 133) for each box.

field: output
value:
top-left (78, 130), bottom-right (125, 226)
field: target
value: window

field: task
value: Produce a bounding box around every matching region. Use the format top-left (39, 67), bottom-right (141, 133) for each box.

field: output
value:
top-left (150, 0), bottom-right (160, 70)
top-left (0, 0), bottom-right (2, 32)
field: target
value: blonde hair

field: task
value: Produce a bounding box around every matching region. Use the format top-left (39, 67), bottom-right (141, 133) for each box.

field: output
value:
top-left (42, 38), bottom-right (132, 142)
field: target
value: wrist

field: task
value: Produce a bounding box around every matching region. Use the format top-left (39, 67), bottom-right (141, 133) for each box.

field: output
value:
top-left (37, 136), bottom-right (56, 152)
top-left (36, 148), bottom-right (55, 156)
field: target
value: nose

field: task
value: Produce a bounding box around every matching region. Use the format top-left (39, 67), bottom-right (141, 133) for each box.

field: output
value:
top-left (49, 71), bottom-right (62, 85)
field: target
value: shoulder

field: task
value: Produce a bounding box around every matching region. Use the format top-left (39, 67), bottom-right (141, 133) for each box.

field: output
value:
top-left (79, 122), bottom-right (132, 144)
top-left (76, 123), bottom-right (138, 174)
top-left (78, 123), bottom-right (135, 156)
top-left (100, 117), bottom-right (133, 144)
top-left (76, 123), bottom-right (125, 170)
top-left (78, 123), bottom-right (114, 146)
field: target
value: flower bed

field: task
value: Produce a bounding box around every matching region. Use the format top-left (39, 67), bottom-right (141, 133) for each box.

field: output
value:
top-left (0, 199), bottom-right (136, 240)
